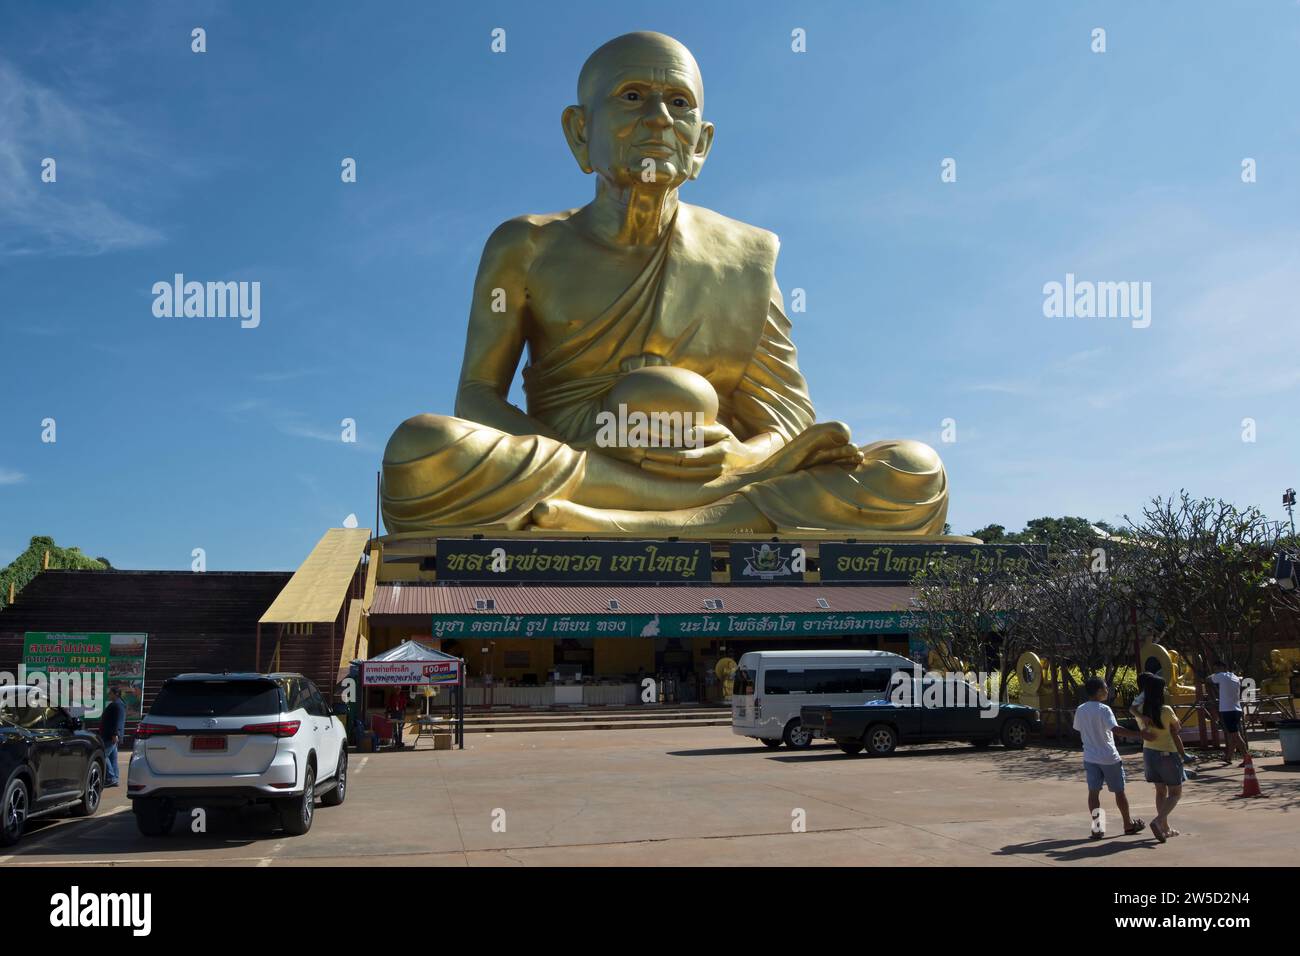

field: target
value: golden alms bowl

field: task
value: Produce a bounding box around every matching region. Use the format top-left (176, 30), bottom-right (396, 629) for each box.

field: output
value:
top-left (606, 366), bottom-right (719, 426)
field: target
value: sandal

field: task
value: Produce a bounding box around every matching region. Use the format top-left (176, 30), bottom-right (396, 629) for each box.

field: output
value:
top-left (1089, 830), bottom-right (1104, 840)
top-left (1150, 820), bottom-right (1167, 843)
top-left (1166, 828), bottom-right (1180, 837)
top-left (1125, 818), bottom-right (1145, 835)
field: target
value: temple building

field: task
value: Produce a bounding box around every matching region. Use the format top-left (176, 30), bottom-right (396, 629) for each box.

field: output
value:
top-left (3, 526), bottom-right (1010, 719)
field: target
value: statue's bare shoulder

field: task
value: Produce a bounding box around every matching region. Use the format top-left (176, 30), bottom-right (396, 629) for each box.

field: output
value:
top-left (479, 210), bottom-right (583, 280)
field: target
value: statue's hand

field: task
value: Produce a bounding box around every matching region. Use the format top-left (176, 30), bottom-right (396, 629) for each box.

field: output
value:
top-left (570, 435), bottom-right (650, 469)
top-left (639, 423), bottom-right (765, 480)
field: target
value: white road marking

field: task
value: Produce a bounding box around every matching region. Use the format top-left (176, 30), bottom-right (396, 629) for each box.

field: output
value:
top-left (76, 805), bottom-right (129, 836)
top-left (257, 839), bottom-right (287, 867)
top-left (0, 803), bottom-right (131, 861)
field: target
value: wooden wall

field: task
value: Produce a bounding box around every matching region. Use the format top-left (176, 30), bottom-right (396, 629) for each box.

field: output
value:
top-left (0, 570), bottom-right (293, 729)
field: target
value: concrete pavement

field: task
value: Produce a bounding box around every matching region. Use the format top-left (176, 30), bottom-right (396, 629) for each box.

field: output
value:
top-left (4, 727), bottom-right (1296, 866)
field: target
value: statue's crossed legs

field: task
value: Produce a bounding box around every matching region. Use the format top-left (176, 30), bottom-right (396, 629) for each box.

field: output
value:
top-left (382, 414), bottom-right (947, 534)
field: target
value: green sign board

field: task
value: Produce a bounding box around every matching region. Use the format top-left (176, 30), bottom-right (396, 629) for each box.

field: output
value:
top-left (430, 611), bottom-right (925, 640)
top-left (21, 632), bottom-right (149, 723)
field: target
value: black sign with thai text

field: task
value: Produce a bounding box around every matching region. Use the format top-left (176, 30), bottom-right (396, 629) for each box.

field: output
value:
top-left (436, 538), bottom-right (712, 583)
top-left (819, 543), bottom-right (1046, 583)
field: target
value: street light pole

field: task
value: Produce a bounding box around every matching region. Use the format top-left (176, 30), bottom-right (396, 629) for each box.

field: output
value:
top-left (1284, 488), bottom-right (1296, 537)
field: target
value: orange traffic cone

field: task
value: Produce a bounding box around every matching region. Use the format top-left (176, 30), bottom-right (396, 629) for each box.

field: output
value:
top-left (1237, 753), bottom-right (1264, 798)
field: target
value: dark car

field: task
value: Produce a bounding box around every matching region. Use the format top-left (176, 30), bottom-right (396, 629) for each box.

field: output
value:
top-left (1, 685), bottom-right (106, 846)
top-left (800, 677), bottom-right (1041, 756)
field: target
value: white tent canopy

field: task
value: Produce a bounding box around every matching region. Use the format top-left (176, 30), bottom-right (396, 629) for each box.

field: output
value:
top-left (357, 640), bottom-right (465, 750)
top-left (362, 640), bottom-right (459, 664)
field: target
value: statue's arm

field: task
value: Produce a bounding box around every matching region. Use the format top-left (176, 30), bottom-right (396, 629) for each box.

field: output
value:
top-left (730, 281), bottom-right (817, 447)
top-left (454, 219), bottom-right (562, 441)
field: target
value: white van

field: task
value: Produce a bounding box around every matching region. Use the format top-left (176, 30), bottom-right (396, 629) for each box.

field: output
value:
top-left (731, 650), bottom-right (916, 749)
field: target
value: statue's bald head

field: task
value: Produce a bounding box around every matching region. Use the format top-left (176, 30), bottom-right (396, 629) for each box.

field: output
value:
top-left (564, 32), bottom-right (713, 185)
top-left (577, 32), bottom-right (703, 110)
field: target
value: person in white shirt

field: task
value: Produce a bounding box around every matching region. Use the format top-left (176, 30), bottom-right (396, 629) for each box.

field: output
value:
top-left (1073, 677), bottom-right (1146, 839)
top-left (1208, 660), bottom-right (1247, 766)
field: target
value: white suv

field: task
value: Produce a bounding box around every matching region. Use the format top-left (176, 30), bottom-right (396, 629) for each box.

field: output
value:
top-left (127, 672), bottom-right (349, 837)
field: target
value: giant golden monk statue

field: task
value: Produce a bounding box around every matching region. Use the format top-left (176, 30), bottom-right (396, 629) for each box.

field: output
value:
top-left (381, 32), bottom-right (949, 536)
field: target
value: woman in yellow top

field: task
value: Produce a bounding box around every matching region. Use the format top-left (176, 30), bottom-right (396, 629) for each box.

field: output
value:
top-left (1138, 675), bottom-right (1187, 842)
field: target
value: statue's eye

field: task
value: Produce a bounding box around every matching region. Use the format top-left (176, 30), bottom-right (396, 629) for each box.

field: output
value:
top-left (622, 90), bottom-right (640, 102)
top-left (671, 97), bottom-right (689, 108)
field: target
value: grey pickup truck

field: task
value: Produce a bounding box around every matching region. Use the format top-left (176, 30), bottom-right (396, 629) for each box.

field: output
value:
top-left (800, 678), bottom-right (1040, 756)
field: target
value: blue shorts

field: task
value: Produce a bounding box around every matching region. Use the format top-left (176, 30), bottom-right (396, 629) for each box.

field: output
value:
top-left (1220, 711), bottom-right (1241, 734)
top-left (1144, 749), bottom-right (1187, 786)
top-left (1085, 760), bottom-right (1125, 793)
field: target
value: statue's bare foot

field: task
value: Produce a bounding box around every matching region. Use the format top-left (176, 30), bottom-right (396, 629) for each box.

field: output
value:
top-left (748, 421), bottom-right (862, 480)
top-left (531, 497), bottom-right (762, 534)
top-left (532, 499), bottom-right (673, 532)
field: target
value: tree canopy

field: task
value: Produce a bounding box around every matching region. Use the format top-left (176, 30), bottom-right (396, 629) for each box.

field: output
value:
top-left (970, 516), bottom-right (1124, 551)
top-left (0, 536), bottom-right (111, 609)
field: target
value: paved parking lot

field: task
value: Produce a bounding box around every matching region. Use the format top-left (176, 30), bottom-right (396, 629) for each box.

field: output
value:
top-left (3, 728), bottom-right (1296, 866)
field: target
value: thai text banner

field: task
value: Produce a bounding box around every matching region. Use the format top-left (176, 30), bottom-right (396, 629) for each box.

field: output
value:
top-left (429, 612), bottom-right (927, 639)
top-left (436, 538), bottom-right (711, 583)
top-left (819, 543), bottom-right (1047, 583)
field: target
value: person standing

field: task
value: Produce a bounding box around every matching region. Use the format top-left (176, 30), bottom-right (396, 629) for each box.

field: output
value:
top-left (1137, 675), bottom-right (1187, 843)
top-left (100, 685), bottom-right (126, 787)
top-left (1073, 678), bottom-right (1146, 838)
top-left (1208, 660), bottom-right (1247, 766)
top-left (386, 687), bottom-right (409, 747)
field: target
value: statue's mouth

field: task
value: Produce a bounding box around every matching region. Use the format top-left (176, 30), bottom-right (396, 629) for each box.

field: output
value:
top-left (634, 142), bottom-right (675, 156)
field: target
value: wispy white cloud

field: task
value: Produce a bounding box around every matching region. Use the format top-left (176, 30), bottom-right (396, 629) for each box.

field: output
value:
top-left (1060, 348), bottom-right (1107, 367)
top-left (277, 420), bottom-right (352, 445)
top-left (251, 369), bottom-right (328, 384)
top-left (0, 56), bottom-right (165, 257)
top-left (964, 382), bottom-right (1034, 395)
top-left (224, 399), bottom-right (378, 452)
top-left (0, 468), bottom-right (27, 486)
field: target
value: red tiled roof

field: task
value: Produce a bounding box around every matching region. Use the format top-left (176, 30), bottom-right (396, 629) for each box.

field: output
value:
top-left (370, 583), bottom-right (917, 617)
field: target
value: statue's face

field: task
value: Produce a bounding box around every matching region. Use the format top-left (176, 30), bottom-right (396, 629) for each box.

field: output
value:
top-left (566, 40), bottom-right (713, 190)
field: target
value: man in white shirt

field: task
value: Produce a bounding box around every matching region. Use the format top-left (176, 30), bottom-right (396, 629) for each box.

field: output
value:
top-left (1208, 660), bottom-right (1247, 766)
top-left (1074, 677), bottom-right (1146, 838)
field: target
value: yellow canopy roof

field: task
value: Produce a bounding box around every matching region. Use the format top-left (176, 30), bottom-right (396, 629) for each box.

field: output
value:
top-left (260, 527), bottom-right (371, 624)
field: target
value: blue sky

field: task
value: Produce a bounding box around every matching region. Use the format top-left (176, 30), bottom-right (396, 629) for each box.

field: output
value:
top-left (2, 1), bottom-right (1298, 570)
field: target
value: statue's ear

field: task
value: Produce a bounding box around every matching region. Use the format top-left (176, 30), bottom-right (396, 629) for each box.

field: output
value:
top-left (689, 121), bottom-right (715, 180)
top-left (562, 105), bottom-right (592, 174)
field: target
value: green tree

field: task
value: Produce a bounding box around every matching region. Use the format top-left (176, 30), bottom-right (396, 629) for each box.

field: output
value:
top-left (970, 516), bottom-right (1117, 552)
top-left (0, 536), bottom-right (111, 609)
top-left (911, 556), bottom-right (1032, 701)
top-left (1124, 492), bottom-right (1300, 679)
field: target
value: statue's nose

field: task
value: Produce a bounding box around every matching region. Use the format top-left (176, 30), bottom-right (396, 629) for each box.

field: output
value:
top-left (643, 94), bottom-right (673, 128)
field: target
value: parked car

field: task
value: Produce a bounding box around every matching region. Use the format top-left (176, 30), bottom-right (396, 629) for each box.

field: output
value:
top-left (127, 672), bottom-right (349, 837)
top-left (731, 650), bottom-right (917, 749)
top-left (0, 685), bottom-right (106, 846)
top-left (800, 678), bottom-right (1041, 755)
